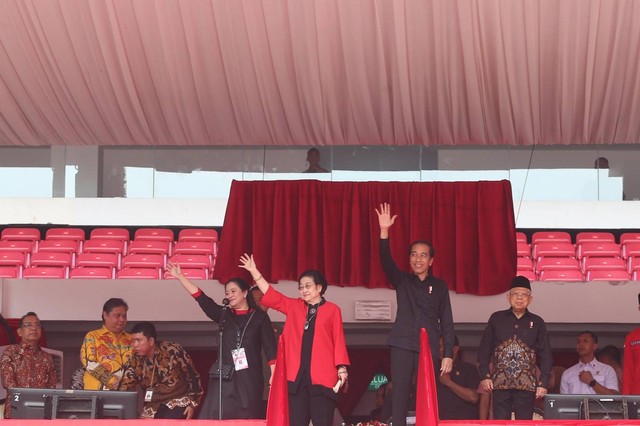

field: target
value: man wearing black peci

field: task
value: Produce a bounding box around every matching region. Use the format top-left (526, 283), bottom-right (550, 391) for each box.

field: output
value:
top-left (478, 276), bottom-right (552, 420)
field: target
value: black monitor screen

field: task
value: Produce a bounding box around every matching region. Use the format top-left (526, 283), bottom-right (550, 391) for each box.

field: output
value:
top-left (9, 388), bottom-right (138, 419)
top-left (544, 394), bottom-right (640, 420)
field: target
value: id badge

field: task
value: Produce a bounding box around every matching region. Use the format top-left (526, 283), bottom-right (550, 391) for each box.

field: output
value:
top-left (231, 347), bottom-right (249, 371)
top-left (144, 389), bottom-right (154, 402)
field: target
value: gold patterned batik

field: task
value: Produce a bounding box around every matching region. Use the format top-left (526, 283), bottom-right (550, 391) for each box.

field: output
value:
top-left (492, 335), bottom-right (537, 392)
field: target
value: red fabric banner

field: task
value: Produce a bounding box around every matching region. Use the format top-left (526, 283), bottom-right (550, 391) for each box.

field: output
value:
top-left (266, 336), bottom-right (288, 426)
top-left (416, 328), bottom-right (439, 425)
top-left (214, 180), bottom-right (516, 295)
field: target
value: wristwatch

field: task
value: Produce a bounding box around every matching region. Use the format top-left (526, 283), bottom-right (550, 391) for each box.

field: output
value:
top-left (588, 379), bottom-right (597, 387)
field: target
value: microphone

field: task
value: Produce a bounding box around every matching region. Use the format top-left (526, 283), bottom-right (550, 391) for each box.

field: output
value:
top-left (222, 298), bottom-right (230, 309)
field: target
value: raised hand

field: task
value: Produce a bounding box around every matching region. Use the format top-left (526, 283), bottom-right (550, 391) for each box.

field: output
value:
top-left (239, 253), bottom-right (257, 274)
top-left (165, 261), bottom-right (182, 278)
top-left (375, 202), bottom-right (397, 230)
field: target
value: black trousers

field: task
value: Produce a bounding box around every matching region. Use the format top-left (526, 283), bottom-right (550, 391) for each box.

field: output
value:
top-left (390, 346), bottom-right (419, 426)
top-left (492, 389), bottom-right (535, 420)
top-left (288, 385), bottom-right (336, 426)
top-left (155, 404), bottom-right (186, 419)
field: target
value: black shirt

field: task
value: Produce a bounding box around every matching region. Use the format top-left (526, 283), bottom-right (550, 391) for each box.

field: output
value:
top-left (437, 359), bottom-right (480, 420)
top-left (379, 238), bottom-right (455, 357)
top-left (477, 308), bottom-right (552, 391)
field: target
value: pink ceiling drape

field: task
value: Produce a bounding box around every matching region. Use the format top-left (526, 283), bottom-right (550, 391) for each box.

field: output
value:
top-left (1, 0), bottom-right (639, 147)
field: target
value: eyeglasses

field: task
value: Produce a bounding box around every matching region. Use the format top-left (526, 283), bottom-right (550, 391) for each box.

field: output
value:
top-left (22, 322), bottom-right (42, 329)
top-left (509, 291), bottom-right (531, 298)
top-left (298, 283), bottom-right (316, 291)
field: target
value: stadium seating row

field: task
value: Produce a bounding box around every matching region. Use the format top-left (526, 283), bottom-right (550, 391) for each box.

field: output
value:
top-left (516, 231), bottom-right (640, 281)
top-left (0, 227), bottom-right (218, 279)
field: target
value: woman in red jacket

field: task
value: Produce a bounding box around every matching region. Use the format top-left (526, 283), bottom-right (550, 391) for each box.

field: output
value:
top-left (240, 253), bottom-right (350, 426)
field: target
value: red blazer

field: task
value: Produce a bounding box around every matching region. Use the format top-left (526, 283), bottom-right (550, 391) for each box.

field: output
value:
top-left (262, 286), bottom-right (350, 389)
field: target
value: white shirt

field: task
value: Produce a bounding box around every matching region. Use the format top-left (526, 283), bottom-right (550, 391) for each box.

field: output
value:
top-left (560, 358), bottom-right (618, 394)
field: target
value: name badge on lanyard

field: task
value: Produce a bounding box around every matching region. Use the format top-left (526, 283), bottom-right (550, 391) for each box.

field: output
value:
top-left (232, 348), bottom-right (248, 371)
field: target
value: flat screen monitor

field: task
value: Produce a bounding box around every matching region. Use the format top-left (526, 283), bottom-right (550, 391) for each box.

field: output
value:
top-left (9, 388), bottom-right (138, 419)
top-left (544, 394), bottom-right (640, 420)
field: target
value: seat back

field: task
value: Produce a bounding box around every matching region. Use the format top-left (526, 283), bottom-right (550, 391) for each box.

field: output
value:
top-left (1, 227), bottom-right (41, 242)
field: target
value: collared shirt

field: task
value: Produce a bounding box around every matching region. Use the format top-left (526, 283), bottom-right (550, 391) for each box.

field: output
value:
top-left (379, 239), bottom-right (455, 357)
top-left (0, 342), bottom-right (57, 418)
top-left (560, 358), bottom-right (618, 394)
top-left (119, 340), bottom-right (203, 419)
top-left (478, 308), bottom-right (552, 391)
top-left (80, 326), bottom-right (132, 390)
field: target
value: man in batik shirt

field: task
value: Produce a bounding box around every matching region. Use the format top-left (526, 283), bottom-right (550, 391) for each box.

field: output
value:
top-left (478, 276), bottom-right (552, 420)
top-left (119, 321), bottom-right (203, 419)
top-left (0, 312), bottom-right (57, 418)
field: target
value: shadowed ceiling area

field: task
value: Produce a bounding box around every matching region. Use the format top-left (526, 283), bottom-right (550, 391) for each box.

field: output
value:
top-left (1, 0), bottom-right (639, 147)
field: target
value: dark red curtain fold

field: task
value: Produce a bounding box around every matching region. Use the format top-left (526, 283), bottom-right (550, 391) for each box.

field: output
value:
top-left (214, 180), bottom-right (516, 295)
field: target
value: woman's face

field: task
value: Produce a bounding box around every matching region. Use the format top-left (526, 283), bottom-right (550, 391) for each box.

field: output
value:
top-left (225, 282), bottom-right (248, 309)
top-left (103, 305), bottom-right (128, 334)
top-left (299, 276), bottom-right (323, 304)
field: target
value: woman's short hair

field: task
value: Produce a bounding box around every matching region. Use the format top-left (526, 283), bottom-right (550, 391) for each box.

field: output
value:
top-left (298, 269), bottom-right (328, 295)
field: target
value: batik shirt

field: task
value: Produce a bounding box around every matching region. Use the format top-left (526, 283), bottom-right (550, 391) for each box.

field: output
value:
top-left (478, 308), bottom-right (552, 392)
top-left (0, 342), bottom-right (57, 418)
top-left (119, 340), bottom-right (203, 419)
top-left (80, 326), bottom-right (132, 390)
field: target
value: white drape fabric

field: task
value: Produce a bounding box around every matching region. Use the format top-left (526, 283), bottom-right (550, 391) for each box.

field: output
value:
top-left (0, 0), bottom-right (639, 146)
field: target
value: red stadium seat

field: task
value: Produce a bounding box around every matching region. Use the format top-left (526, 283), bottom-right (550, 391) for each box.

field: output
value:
top-left (583, 257), bottom-right (626, 272)
top-left (0, 266), bottom-right (18, 278)
top-left (0, 241), bottom-right (35, 266)
top-left (515, 232), bottom-right (528, 244)
top-left (45, 228), bottom-right (85, 242)
top-left (533, 242), bottom-right (576, 260)
top-left (117, 268), bottom-right (161, 280)
top-left (174, 241), bottom-right (216, 263)
top-left (22, 267), bottom-right (66, 279)
top-left (178, 228), bottom-right (218, 243)
top-left (516, 241), bottom-right (531, 258)
top-left (121, 254), bottom-right (164, 277)
top-left (576, 242), bottom-right (621, 260)
top-left (535, 257), bottom-right (580, 274)
top-left (517, 257), bottom-right (533, 272)
top-left (134, 228), bottom-right (174, 242)
top-left (29, 252), bottom-right (71, 278)
top-left (89, 228), bottom-right (130, 252)
top-left (76, 253), bottom-right (118, 273)
top-left (587, 270), bottom-right (631, 281)
top-left (164, 268), bottom-right (207, 280)
top-left (168, 254), bottom-right (212, 278)
top-left (0, 251), bottom-right (26, 278)
top-left (517, 269), bottom-right (537, 281)
top-left (1, 227), bottom-right (41, 243)
top-left (620, 233), bottom-right (640, 246)
top-left (70, 267), bottom-right (114, 279)
top-left (82, 239), bottom-right (125, 268)
top-left (127, 241), bottom-right (170, 268)
top-left (628, 257), bottom-right (640, 275)
top-left (622, 241), bottom-right (640, 260)
top-left (36, 239), bottom-right (78, 267)
top-left (538, 269), bottom-right (584, 282)
top-left (575, 232), bottom-right (615, 245)
top-left (531, 231), bottom-right (571, 246)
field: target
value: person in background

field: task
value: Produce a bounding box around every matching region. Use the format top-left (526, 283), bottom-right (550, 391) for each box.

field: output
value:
top-left (436, 336), bottom-right (480, 420)
top-left (478, 276), bottom-right (552, 420)
top-left (81, 298), bottom-right (132, 390)
top-left (240, 254), bottom-right (349, 426)
top-left (303, 148), bottom-right (329, 173)
top-left (375, 203), bottom-right (455, 426)
top-left (0, 312), bottom-right (57, 419)
top-left (597, 344), bottom-right (623, 390)
top-left (560, 331), bottom-right (618, 395)
top-left (119, 321), bottom-right (203, 419)
top-left (622, 293), bottom-right (640, 395)
top-left (166, 262), bottom-right (276, 419)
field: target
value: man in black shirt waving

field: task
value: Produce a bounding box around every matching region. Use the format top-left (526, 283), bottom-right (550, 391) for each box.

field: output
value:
top-left (376, 203), bottom-right (455, 426)
top-left (477, 276), bottom-right (552, 420)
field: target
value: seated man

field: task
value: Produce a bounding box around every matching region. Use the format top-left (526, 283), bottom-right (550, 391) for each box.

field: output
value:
top-left (0, 312), bottom-right (57, 419)
top-left (118, 322), bottom-right (203, 419)
top-left (437, 335), bottom-right (480, 420)
top-left (560, 331), bottom-right (618, 395)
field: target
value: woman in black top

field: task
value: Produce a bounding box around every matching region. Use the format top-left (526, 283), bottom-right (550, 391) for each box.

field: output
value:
top-left (166, 262), bottom-right (277, 419)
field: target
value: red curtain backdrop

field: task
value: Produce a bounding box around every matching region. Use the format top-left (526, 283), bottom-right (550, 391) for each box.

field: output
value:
top-left (214, 180), bottom-right (516, 296)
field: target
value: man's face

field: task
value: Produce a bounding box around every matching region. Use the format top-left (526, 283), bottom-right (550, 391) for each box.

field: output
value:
top-left (131, 332), bottom-right (155, 358)
top-left (576, 333), bottom-right (597, 358)
top-left (17, 315), bottom-right (42, 346)
top-left (507, 287), bottom-right (532, 311)
top-left (409, 243), bottom-right (433, 276)
top-left (103, 305), bottom-right (127, 334)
